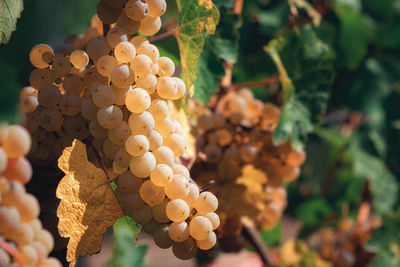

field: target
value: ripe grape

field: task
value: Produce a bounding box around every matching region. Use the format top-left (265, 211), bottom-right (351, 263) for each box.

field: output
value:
top-left (165, 174), bottom-right (190, 200)
top-left (97, 55), bottom-right (118, 77)
top-left (128, 111), bottom-right (154, 135)
top-left (157, 57), bottom-right (175, 77)
top-left (139, 180), bottom-right (165, 206)
top-left (166, 199), bottom-right (190, 222)
top-left (118, 171), bottom-right (143, 194)
top-left (106, 26), bottom-right (128, 48)
top-left (125, 0), bottom-right (148, 21)
top-left (152, 199), bottom-right (170, 223)
top-left (125, 88), bottom-right (151, 113)
top-left (131, 54), bottom-right (153, 77)
top-left (172, 237), bottom-right (198, 260)
top-left (189, 216), bottom-right (213, 240)
top-left (111, 64), bottom-right (135, 89)
top-left (2, 125), bottom-right (31, 158)
top-left (194, 192), bottom-right (218, 214)
top-left (196, 231), bottom-right (217, 250)
top-left (70, 49), bottom-right (89, 69)
top-left (139, 16), bottom-right (162, 36)
top-left (114, 41), bottom-right (136, 63)
top-left (97, 105), bottom-right (123, 129)
top-left (125, 134), bottom-right (150, 157)
top-left (154, 225), bottom-right (173, 248)
top-left (169, 221), bottom-right (189, 242)
top-left (150, 164), bottom-right (173, 186)
top-left (147, 0), bottom-right (167, 17)
top-left (129, 151), bottom-right (156, 178)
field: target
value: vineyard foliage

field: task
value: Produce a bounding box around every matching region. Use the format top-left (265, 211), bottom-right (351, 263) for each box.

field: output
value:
top-left (0, 0), bottom-right (400, 266)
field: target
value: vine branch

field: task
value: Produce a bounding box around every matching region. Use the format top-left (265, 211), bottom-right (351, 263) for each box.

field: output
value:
top-left (230, 76), bottom-right (280, 91)
top-left (241, 223), bottom-right (275, 266)
top-left (164, 19), bottom-right (178, 30)
top-left (149, 28), bottom-right (178, 43)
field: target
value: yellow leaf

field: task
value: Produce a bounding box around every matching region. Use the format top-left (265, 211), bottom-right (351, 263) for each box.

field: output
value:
top-left (56, 140), bottom-right (124, 267)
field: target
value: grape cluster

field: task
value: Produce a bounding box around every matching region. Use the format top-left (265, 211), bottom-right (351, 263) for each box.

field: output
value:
top-left (97, 0), bottom-right (165, 36)
top-left (20, 0), bottom-right (220, 260)
top-left (190, 88), bottom-right (306, 233)
top-left (0, 125), bottom-right (61, 267)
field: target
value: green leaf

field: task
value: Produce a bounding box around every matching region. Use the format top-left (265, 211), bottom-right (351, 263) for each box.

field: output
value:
top-left (350, 145), bottom-right (398, 214)
top-left (273, 97), bottom-right (313, 150)
top-left (192, 2), bottom-right (241, 104)
top-left (333, 3), bottom-right (372, 70)
top-left (0, 0), bottom-right (23, 44)
top-left (265, 26), bottom-right (335, 149)
top-left (193, 39), bottom-right (225, 104)
top-left (295, 198), bottom-right (333, 226)
top-left (107, 216), bottom-right (147, 267)
top-left (176, 0), bottom-right (220, 95)
top-left (260, 223), bottom-right (282, 247)
top-left (366, 211), bottom-right (400, 267)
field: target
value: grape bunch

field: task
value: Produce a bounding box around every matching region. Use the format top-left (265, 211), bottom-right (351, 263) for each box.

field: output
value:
top-left (190, 88), bottom-right (306, 244)
top-left (20, 0), bottom-right (220, 260)
top-left (0, 125), bottom-right (61, 267)
top-left (96, 0), bottom-right (165, 36)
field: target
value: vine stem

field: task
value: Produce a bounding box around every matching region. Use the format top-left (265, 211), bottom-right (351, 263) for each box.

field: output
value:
top-left (241, 223), bottom-right (275, 265)
top-left (0, 241), bottom-right (26, 267)
top-left (149, 28), bottom-right (178, 43)
top-left (229, 76), bottom-right (280, 91)
top-left (164, 19), bottom-right (178, 30)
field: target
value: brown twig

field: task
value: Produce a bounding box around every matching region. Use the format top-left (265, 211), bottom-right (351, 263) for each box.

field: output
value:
top-left (241, 224), bottom-right (275, 265)
top-left (0, 241), bottom-right (26, 267)
top-left (149, 29), bottom-right (178, 43)
top-left (230, 76), bottom-right (280, 91)
top-left (233, 0), bottom-right (244, 14)
top-left (200, 180), bottom-right (216, 192)
top-left (164, 18), bottom-right (178, 30)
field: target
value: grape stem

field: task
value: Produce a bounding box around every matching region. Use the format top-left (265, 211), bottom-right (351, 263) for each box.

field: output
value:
top-left (229, 76), bottom-right (280, 91)
top-left (149, 28), bottom-right (178, 43)
top-left (0, 241), bottom-right (26, 267)
top-left (241, 224), bottom-right (276, 265)
top-left (164, 19), bottom-right (178, 30)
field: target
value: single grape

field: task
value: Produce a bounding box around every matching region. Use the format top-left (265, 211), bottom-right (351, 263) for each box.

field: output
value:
top-left (125, 0), bottom-right (148, 21)
top-left (196, 231), bottom-right (217, 250)
top-left (3, 125), bottom-right (31, 158)
top-left (114, 41), bottom-right (136, 63)
top-left (194, 192), bottom-right (218, 214)
top-left (166, 199), bottom-right (190, 222)
top-left (139, 15), bottom-right (162, 36)
top-left (169, 221), bottom-right (189, 242)
top-left (128, 111), bottom-right (155, 135)
top-left (118, 171), bottom-right (143, 194)
top-left (129, 151), bottom-right (156, 178)
top-left (139, 180), bottom-right (165, 206)
top-left (157, 57), bottom-right (175, 77)
top-left (96, 55), bottom-right (118, 77)
top-left (189, 216), bottom-right (213, 240)
top-left (97, 105), bottom-right (123, 129)
top-left (153, 224), bottom-right (173, 249)
top-left (172, 237), bottom-right (198, 260)
top-left (125, 88), bottom-right (151, 113)
top-left (165, 174), bottom-right (190, 200)
top-left (125, 134), bottom-right (150, 157)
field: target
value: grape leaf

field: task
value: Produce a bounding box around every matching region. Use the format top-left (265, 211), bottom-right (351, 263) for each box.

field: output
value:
top-left (56, 140), bottom-right (124, 267)
top-left (265, 26), bottom-right (335, 149)
top-left (365, 211), bottom-right (400, 267)
top-left (175, 0), bottom-right (220, 95)
top-left (107, 217), bottom-right (148, 267)
top-left (193, 40), bottom-right (225, 104)
top-left (350, 144), bottom-right (398, 215)
top-left (333, 3), bottom-right (372, 70)
top-left (193, 2), bottom-right (241, 104)
top-left (0, 0), bottom-right (23, 44)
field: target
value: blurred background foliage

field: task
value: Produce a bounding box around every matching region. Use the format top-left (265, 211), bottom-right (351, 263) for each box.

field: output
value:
top-left (1, 0), bottom-right (400, 266)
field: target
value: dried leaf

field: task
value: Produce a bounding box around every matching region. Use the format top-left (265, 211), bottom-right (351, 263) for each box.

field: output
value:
top-left (176, 0), bottom-right (220, 95)
top-left (56, 140), bottom-right (124, 267)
